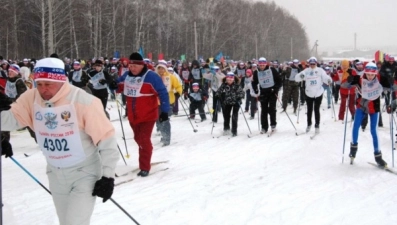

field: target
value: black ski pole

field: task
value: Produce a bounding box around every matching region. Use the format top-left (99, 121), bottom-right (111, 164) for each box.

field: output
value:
top-left (116, 99), bottom-right (130, 159)
top-left (10, 156), bottom-right (140, 224)
top-left (239, 103), bottom-right (252, 135)
top-left (389, 90), bottom-right (395, 167)
top-left (10, 156), bottom-right (51, 194)
top-left (178, 98), bottom-right (197, 132)
top-left (109, 198), bottom-right (141, 225)
top-left (0, 115), bottom-right (3, 224)
top-left (341, 90), bottom-right (350, 163)
top-left (274, 93), bottom-right (299, 135)
top-left (211, 98), bottom-right (218, 135)
top-left (329, 83), bottom-right (337, 121)
top-left (117, 144), bottom-right (127, 166)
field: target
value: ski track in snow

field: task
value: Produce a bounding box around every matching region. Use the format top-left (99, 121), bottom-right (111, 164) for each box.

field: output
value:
top-left (3, 94), bottom-right (397, 225)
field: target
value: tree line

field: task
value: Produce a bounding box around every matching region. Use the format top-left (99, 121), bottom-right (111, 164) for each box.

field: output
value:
top-left (0, 0), bottom-right (310, 62)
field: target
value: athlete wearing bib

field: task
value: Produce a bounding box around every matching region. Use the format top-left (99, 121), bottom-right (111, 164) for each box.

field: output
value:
top-left (0, 58), bottom-right (119, 225)
top-left (189, 60), bottom-right (203, 88)
top-left (117, 52), bottom-right (170, 177)
top-left (295, 57), bottom-right (331, 133)
top-left (347, 62), bottom-right (391, 168)
top-left (155, 61), bottom-right (182, 146)
top-left (252, 57), bottom-right (282, 133)
top-left (88, 60), bottom-right (117, 111)
top-left (68, 61), bottom-right (90, 90)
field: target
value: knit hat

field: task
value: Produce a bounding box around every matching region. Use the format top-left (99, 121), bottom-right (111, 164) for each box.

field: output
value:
top-left (129, 52), bottom-right (144, 65)
top-left (111, 66), bottom-right (117, 70)
top-left (364, 62), bottom-right (377, 74)
top-left (252, 64), bottom-right (257, 67)
top-left (246, 69), bottom-right (253, 75)
top-left (94, 60), bottom-right (103, 65)
top-left (213, 66), bottom-right (220, 70)
top-left (167, 67), bottom-right (174, 72)
top-left (192, 83), bottom-right (199, 88)
top-left (33, 58), bottom-right (66, 82)
top-left (73, 61), bottom-right (80, 65)
top-left (308, 57), bottom-right (317, 64)
top-left (9, 64), bottom-right (20, 74)
top-left (156, 60), bottom-right (168, 71)
top-left (258, 57), bottom-right (267, 65)
top-left (226, 72), bottom-right (235, 78)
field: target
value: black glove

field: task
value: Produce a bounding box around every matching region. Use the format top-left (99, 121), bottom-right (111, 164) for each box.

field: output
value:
top-left (388, 76), bottom-right (395, 86)
top-left (175, 92), bottom-right (181, 98)
top-left (1, 140), bottom-right (13, 158)
top-left (0, 92), bottom-right (12, 111)
top-left (159, 112), bottom-right (169, 123)
top-left (183, 91), bottom-right (188, 100)
top-left (347, 75), bottom-right (353, 83)
top-left (99, 79), bottom-right (107, 85)
top-left (92, 176), bottom-right (114, 203)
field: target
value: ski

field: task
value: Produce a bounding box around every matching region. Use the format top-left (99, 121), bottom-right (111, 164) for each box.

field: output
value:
top-left (310, 133), bottom-right (318, 139)
top-left (367, 162), bottom-right (397, 175)
top-left (115, 168), bottom-right (169, 186)
top-left (115, 160), bottom-right (169, 177)
top-left (268, 130), bottom-right (276, 137)
top-left (247, 132), bottom-right (263, 138)
top-left (295, 131), bottom-right (306, 136)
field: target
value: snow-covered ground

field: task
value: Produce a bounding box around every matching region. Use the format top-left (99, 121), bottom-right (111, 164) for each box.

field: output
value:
top-left (3, 92), bottom-right (397, 225)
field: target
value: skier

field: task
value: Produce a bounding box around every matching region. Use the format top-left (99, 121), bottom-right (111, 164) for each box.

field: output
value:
top-left (295, 57), bottom-right (331, 134)
top-left (0, 57), bottom-right (119, 225)
top-left (217, 72), bottom-right (244, 136)
top-left (68, 61), bottom-right (90, 91)
top-left (188, 82), bottom-right (208, 121)
top-left (336, 60), bottom-right (357, 121)
top-left (252, 57), bottom-right (282, 133)
top-left (243, 69), bottom-right (258, 119)
top-left (281, 59), bottom-right (301, 113)
top-left (117, 52), bottom-right (170, 176)
top-left (348, 62), bottom-right (390, 167)
top-left (88, 60), bottom-right (117, 111)
top-left (189, 60), bottom-right (202, 88)
top-left (155, 60), bottom-right (182, 146)
top-left (210, 66), bottom-right (226, 123)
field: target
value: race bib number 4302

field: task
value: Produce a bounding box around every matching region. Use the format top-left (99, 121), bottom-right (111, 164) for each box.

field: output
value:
top-left (43, 138), bottom-right (70, 151)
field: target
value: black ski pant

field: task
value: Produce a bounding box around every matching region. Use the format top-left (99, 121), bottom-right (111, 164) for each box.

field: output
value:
top-left (222, 103), bottom-right (239, 133)
top-left (306, 94), bottom-right (323, 127)
top-left (189, 101), bottom-right (206, 120)
top-left (259, 93), bottom-right (277, 131)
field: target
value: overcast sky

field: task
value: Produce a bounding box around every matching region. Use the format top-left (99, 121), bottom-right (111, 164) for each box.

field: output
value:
top-left (257, 0), bottom-right (397, 52)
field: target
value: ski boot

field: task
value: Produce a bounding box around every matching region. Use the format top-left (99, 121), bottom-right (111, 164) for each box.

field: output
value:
top-left (349, 143), bottom-right (358, 164)
top-left (306, 125), bottom-right (311, 133)
top-left (374, 152), bottom-right (387, 168)
top-left (314, 124), bottom-right (319, 134)
top-left (223, 129), bottom-right (231, 136)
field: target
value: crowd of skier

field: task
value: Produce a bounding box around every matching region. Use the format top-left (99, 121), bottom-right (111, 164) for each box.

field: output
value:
top-left (1, 52), bottom-right (397, 224)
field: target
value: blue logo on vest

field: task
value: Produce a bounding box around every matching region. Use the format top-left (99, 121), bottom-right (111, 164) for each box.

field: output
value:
top-left (44, 112), bottom-right (58, 129)
top-left (35, 112), bottom-right (43, 121)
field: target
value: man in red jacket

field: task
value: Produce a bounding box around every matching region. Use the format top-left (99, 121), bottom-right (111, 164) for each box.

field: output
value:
top-left (117, 52), bottom-right (170, 177)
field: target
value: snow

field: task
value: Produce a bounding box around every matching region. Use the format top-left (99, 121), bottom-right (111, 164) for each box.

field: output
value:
top-left (3, 94), bottom-right (397, 225)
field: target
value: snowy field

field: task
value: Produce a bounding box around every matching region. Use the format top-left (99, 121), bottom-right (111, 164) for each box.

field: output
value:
top-left (3, 91), bottom-right (397, 225)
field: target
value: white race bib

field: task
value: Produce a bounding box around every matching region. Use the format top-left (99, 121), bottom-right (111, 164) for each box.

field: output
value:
top-left (33, 89), bottom-right (86, 168)
top-left (362, 78), bottom-right (383, 101)
top-left (258, 69), bottom-right (274, 88)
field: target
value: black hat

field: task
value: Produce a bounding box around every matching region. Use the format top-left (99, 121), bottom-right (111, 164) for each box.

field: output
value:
top-left (50, 53), bottom-right (59, 58)
top-left (129, 52), bottom-right (144, 65)
top-left (94, 60), bottom-right (103, 65)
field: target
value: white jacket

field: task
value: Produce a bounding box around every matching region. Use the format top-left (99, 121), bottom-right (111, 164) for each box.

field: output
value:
top-left (295, 67), bottom-right (331, 98)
